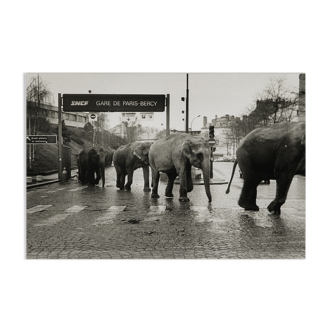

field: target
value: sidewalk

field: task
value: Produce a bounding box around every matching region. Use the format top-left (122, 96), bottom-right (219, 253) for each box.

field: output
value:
top-left (27, 169), bottom-right (78, 189)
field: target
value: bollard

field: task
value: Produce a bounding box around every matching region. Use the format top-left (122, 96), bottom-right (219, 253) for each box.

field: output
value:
top-left (36, 175), bottom-right (43, 182)
top-left (61, 167), bottom-right (68, 182)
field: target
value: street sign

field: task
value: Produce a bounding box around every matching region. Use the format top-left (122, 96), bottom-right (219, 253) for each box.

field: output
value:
top-left (140, 112), bottom-right (154, 121)
top-left (89, 113), bottom-right (98, 121)
top-left (208, 138), bottom-right (216, 146)
top-left (63, 94), bottom-right (166, 112)
top-left (27, 135), bottom-right (57, 144)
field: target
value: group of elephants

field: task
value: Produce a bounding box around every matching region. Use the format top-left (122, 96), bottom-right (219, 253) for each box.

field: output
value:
top-left (76, 122), bottom-right (305, 215)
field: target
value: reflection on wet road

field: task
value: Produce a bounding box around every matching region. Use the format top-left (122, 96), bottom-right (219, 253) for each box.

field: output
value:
top-left (26, 162), bottom-right (305, 259)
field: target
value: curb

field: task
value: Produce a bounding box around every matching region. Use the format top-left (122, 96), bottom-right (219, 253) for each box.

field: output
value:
top-left (27, 175), bottom-right (76, 189)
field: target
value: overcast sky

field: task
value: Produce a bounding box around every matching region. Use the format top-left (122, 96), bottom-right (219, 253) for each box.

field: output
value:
top-left (26, 73), bottom-right (301, 131)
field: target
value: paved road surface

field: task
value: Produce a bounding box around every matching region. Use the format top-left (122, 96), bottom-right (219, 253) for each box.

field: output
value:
top-left (26, 162), bottom-right (305, 259)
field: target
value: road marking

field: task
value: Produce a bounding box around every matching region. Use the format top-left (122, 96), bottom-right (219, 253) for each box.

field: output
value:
top-left (65, 205), bottom-right (87, 213)
top-left (108, 206), bottom-right (127, 212)
top-left (149, 206), bottom-right (166, 213)
top-left (27, 205), bottom-right (52, 214)
top-left (35, 214), bottom-right (70, 226)
top-left (69, 187), bottom-right (86, 192)
top-left (45, 190), bottom-right (56, 193)
top-left (92, 206), bottom-right (127, 226)
top-left (191, 206), bottom-right (208, 212)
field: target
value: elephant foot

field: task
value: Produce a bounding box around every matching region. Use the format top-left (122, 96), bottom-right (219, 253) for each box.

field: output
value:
top-left (179, 197), bottom-right (190, 202)
top-left (244, 205), bottom-right (259, 211)
top-left (151, 193), bottom-right (160, 199)
top-left (124, 186), bottom-right (131, 191)
top-left (165, 192), bottom-right (174, 198)
top-left (143, 188), bottom-right (151, 192)
top-left (267, 202), bottom-right (281, 215)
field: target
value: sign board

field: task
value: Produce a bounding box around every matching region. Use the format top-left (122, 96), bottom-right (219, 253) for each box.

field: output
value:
top-left (89, 113), bottom-right (98, 121)
top-left (63, 94), bottom-right (166, 112)
top-left (121, 113), bottom-right (137, 122)
top-left (208, 138), bottom-right (216, 146)
top-left (27, 135), bottom-right (57, 144)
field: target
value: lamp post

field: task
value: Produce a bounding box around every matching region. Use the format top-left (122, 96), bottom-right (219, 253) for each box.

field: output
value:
top-left (181, 74), bottom-right (189, 133)
top-left (190, 115), bottom-right (201, 132)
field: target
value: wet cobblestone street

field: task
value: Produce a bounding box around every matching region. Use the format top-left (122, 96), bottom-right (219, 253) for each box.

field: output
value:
top-left (26, 163), bottom-right (305, 259)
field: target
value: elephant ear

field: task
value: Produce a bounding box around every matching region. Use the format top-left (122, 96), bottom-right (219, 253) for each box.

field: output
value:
top-left (181, 140), bottom-right (193, 159)
top-left (141, 142), bottom-right (151, 155)
top-left (133, 143), bottom-right (151, 159)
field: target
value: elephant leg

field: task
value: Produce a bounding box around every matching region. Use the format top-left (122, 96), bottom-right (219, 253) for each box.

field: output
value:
top-left (186, 164), bottom-right (193, 193)
top-left (142, 166), bottom-right (151, 192)
top-left (238, 178), bottom-right (260, 211)
top-left (115, 165), bottom-right (124, 189)
top-left (151, 169), bottom-right (160, 198)
top-left (95, 165), bottom-right (101, 185)
top-left (82, 169), bottom-right (88, 185)
top-left (165, 171), bottom-right (177, 198)
top-left (100, 165), bottom-right (105, 187)
top-left (178, 167), bottom-right (190, 202)
top-left (267, 173), bottom-right (293, 215)
top-left (124, 169), bottom-right (134, 190)
top-left (87, 166), bottom-right (95, 186)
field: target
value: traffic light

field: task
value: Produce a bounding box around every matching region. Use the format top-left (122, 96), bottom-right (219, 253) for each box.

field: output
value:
top-left (209, 125), bottom-right (215, 138)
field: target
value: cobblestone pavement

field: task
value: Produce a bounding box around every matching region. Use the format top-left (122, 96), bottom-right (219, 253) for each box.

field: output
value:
top-left (26, 163), bottom-right (305, 259)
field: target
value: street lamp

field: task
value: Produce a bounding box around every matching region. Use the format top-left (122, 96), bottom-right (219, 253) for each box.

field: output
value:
top-left (181, 74), bottom-right (189, 133)
top-left (191, 115), bottom-right (201, 131)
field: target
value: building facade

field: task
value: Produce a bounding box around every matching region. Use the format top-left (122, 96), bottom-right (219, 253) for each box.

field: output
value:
top-left (291, 73), bottom-right (305, 122)
top-left (27, 102), bottom-right (89, 129)
top-left (201, 114), bottom-right (241, 157)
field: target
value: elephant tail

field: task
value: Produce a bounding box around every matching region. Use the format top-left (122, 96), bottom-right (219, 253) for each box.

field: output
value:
top-left (225, 160), bottom-right (238, 194)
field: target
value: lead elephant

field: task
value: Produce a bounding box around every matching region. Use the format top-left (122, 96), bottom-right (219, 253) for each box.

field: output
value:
top-left (76, 149), bottom-right (88, 184)
top-left (77, 147), bottom-right (106, 187)
top-left (225, 122), bottom-right (305, 214)
top-left (149, 133), bottom-right (212, 202)
top-left (113, 142), bottom-right (152, 191)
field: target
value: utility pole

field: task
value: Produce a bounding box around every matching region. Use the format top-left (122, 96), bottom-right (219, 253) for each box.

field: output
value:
top-left (166, 94), bottom-right (170, 136)
top-left (58, 93), bottom-right (62, 180)
top-left (186, 74), bottom-right (189, 133)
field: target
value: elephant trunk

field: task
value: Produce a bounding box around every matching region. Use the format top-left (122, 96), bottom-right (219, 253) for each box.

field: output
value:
top-left (202, 161), bottom-right (212, 202)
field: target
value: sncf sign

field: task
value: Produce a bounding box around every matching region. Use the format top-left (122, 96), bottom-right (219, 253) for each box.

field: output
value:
top-left (63, 94), bottom-right (166, 112)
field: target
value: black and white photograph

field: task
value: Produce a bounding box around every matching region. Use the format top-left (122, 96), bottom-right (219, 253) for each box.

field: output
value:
top-left (26, 73), bottom-right (306, 259)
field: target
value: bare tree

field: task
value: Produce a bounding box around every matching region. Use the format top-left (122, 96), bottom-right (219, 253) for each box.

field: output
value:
top-left (26, 75), bottom-right (54, 133)
top-left (121, 117), bottom-right (144, 143)
top-left (253, 76), bottom-right (299, 125)
top-left (26, 74), bottom-right (54, 169)
top-left (142, 126), bottom-right (156, 139)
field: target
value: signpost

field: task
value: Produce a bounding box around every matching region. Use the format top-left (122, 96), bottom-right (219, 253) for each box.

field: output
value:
top-left (89, 113), bottom-right (98, 121)
top-left (27, 135), bottom-right (57, 144)
top-left (57, 93), bottom-right (169, 181)
top-left (208, 138), bottom-right (216, 178)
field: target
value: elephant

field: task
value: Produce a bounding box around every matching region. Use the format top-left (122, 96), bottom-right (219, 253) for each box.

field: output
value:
top-left (113, 141), bottom-right (152, 191)
top-left (105, 148), bottom-right (115, 167)
top-left (76, 149), bottom-right (88, 184)
top-left (225, 122), bottom-right (305, 214)
top-left (149, 133), bottom-right (212, 202)
top-left (77, 147), bottom-right (106, 187)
